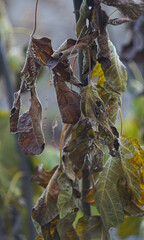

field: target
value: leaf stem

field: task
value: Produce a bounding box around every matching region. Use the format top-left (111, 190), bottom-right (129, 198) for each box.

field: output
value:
top-left (119, 108), bottom-right (123, 136)
top-left (87, 47), bottom-right (92, 84)
top-left (60, 124), bottom-right (68, 166)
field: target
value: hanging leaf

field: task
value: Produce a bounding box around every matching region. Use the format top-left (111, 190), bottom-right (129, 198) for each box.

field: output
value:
top-left (32, 166), bottom-right (62, 228)
top-left (64, 118), bottom-right (97, 171)
top-left (10, 77), bottom-right (26, 132)
top-left (120, 136), bottom-right (141, 200)
top-left (41, 216), bottom-right (60, 240)
top-left (76, 0), bottom-right (92, 37)
top-left (29, 86), bottom-right (45, 149)
top-left (51, 32), bottom-right (97, 62)
top-left (118, 181), bottom-right (144, 216)
top-left (81, 84), bottom-right (119, 156)
top-left (62, 226), bottom-right (79, 240)
top-left (95, 157), bottom-right (125, 230)
top-left (93, 5), bottom-right (110, 68)
top-left (102, 0), bottom-right (144, 20)
top-left (120, 136), bottom-right (144, 204)
top-left (103, 40), bottom-right (127, 94)
top-left (52, 60), bottom-right (82, 87)
top-left (76, 216), bottom-right (110, 240)
top-left (10, 91), bottom-right (21, 133)
top-left (57, 211), bottom-right (78, 239)
top-left (17, 112), bottom-right (44, 155)
top-left (54, 75), bottom-right (81, 124)
top-left (82, 42), bottom-right (97, 79)
top-left (57, 173), bottom-right (78, 219)
top-left (32, 37), bottom-right (53, 65)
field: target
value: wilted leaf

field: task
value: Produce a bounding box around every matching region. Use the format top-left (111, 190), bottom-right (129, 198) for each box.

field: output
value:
top-left (120, 136), bottom-right (141, 200)
top-left (18, 112), bottom-right (44, 155)
top-left (76, 216), bottom-right (110, 240)
top-left (89, 140), bottom-right (104, 173)
top-left (32, 166), bottom-right (62, 227)
top-left (82, 42), bottom-right (97, 79)
top-left (52, 60), bottom-right (82, 87)
top-left (29, 86), bottom-right (45, 151)
top-left (10, 76), bottom-right (26, 132)
top-left (32, 37), bottom-right (53, 65)
top-left (21, 36), bottom-right (54, 82)
top-left (118, 181), bottom-right (144, 216)
top-left (31, 164), bottom-right (59, 188)
top-left (64, 118), bottom-right (97, 171)
top-left (62, 226), bottom-right (79, 240)
top-left (54, 75), bottom-right (81, 124)
top-left (95, 157), bottom-right (125, 230)
top-left (120, 136), bottom-right (144, 204)
top-left (41, 216), bottom-right (60, 240)
top-left (51, 32), bottom-right (97, 62)
top-left (57, 210), bottom-right (78, 239)
top-left (16, 85), bottom-right (45, 155)
top-left (35, 237), bottom-right (44, 240)
top-left (103, 40), bottom-right (127, 94)
top-left (10, 91), bottom-right (21, 133)
top-left (102, 0), bottom-right (144, 20)
top-left (81, 84), bottom-right (119, 156)
top-left (93, 6), bottom-right (110, 68)
top-left (57, 173), bottom-right (77, 219)
top-left (76, 0), bottom-right (92, 37)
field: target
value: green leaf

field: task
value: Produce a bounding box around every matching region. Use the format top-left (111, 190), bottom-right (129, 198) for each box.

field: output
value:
top-left (95, 157), bottom-right (124, 230)
top-left (57, 173), bottom-right (77, 219)
top-left (103, 40), bottom-right (127, 94)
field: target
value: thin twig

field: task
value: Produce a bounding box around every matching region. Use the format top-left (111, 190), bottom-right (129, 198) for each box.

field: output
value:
top-left (31, 0), bottom-right (39, 37)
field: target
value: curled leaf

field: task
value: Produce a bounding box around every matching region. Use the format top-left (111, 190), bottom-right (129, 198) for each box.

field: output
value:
top-left (32, 166), bottom-right (62, 227)
top-left (29, 86), bottom-right (45, 151)
top-left (54, 76), bottom-right (81, 124)
top-left (102, 0), bottom-right (144, 20)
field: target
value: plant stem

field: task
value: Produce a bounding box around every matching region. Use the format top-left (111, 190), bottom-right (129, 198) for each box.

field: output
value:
top-left (73, 0), bottom-right (91, 216)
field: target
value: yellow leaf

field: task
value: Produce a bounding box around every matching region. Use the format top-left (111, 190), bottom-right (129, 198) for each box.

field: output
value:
top-left (91, 62), bottom-right (106, 87)
top-left (82, 188), bottom-right (95, 205)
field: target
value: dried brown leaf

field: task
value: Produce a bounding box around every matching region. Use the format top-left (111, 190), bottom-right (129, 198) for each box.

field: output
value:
top-left (32, 166), bottom-right (62, 227)
top-left (29, 86), bottom-right (45, 150)
top-left (102, 0), bottom-right (144, 20)
top-left (54, 76), bottom-right (81, 124)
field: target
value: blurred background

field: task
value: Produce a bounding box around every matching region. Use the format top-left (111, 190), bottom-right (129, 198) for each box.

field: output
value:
top-left (0, 0), bottom-right (144, 239)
